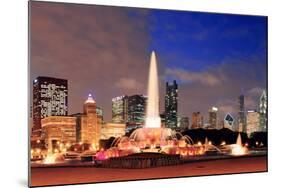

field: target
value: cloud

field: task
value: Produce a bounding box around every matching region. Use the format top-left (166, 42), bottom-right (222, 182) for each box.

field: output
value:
top-left (166, 68), bottom-right (221, 86)
top-left (247, 87), bottom-right (263, 96)
top-left (115, 78), bottom-right (143, 90)
top-left (30, 2), bottom-right (267, 124)
top-left (174, 56), bottom-right (266, 124)
top-left (244, 86), bottom-right (264, 110)
top-left (30, 2), bottom-right (150, 120)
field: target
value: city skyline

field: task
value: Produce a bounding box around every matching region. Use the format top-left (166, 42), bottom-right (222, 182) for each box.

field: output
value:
top-left (33, 76), bottom-right (266, 129)
top-left (31, 2), bottom-right (267, 122)
top-left (29, 2), bottom-right (268, 186)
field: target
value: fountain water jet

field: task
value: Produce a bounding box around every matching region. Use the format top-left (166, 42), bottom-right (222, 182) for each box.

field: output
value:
top-left (230, 133), bottom-right (248, 156)
top-left (95, 51), bottom-right (204, 160)
top-left (128, 51), bottom-right (173, 146)
top-left (236, 133), bottom-right (242, 146)
top-left (145, 51), bottom-right (161, 128)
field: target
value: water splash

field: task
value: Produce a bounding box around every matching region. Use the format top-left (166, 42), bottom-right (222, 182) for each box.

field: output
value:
top-left (236, 133), bottom-right (242, 146)
top-left (230, 133), bottom-right (248, 156)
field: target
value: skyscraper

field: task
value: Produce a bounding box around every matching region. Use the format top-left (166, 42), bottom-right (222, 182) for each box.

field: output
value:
top-left (32, 76), bottom-right (68, 132)
top-left (96, 106), bottom-right (104, 122)
top-left (191, 112), bottom-right (204, 129)
top-left (70, 113), bottom-right (83, 142)
top-left (112, 95), bottom-right (128, 123)
top-left (208, 107), bottom-right (218, 129)
top-left (160, 113), bottom-right (166, 127)
top-left (246, 110), bottom-right (260, 136)
top-left (259, 90), bottom-right (267, 132)
top-left (238, 94), bottom-right (246, 132)
top-left (165, 80), bottom-right (178, 129)
top-left (127, 94), bottom-right (147, 125)
top-left (81, 94), bottom-right (101, 145)
top-left (178, 117), bottom-right (189, 131)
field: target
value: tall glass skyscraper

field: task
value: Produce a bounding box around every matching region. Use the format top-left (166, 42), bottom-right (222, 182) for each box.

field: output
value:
top-left (127, 95), bottom-right (147, 125)
top-left (112, 95), bottom-right (128, 123)
top-left (208, 107), bottom-right (218, 129)
top-left (165, 80), bottom-right (178, 129)
top-left (238, 94), bottom-right (246, 132)
top-left (259, 90), bottom-right (267, 132)
top-left (32, 76), bottom-right (68, 132)
top-left (246, 110), bottom-right (260, 136)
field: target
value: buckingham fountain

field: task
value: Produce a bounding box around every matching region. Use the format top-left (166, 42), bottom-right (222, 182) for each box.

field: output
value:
top-left (93, 51), bottom-right (249, 168)
top-left (42, 51), bottom-right (249, 167)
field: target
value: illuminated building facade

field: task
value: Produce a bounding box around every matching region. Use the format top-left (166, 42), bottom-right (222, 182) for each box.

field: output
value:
top-left (33, 76), bottom-right (68, 132)
top-left (208, 107), bottom-right (218, 129)
top-left (178, 116), bottom-right (189, 130)
top-left (70, 113), bottom-right (83, 142)
top-left (112, 95), bottom-right (128, 123)
top-left (101, 123), bottom-right (126, 139)
top-left (80, 94), bottom-right (102, 145)
top-left (259, 90), bottom-right (267, 132)
top-left (191, 112), bottom-right (204, 129)
top-left (165, 80), bottom-right (178, 129)
top-left (41, 116), bottom-right (76, 152)
top-left (127, 95), bottom-right (147, 125)
top-left (218, 120), bottom-right (224, 130)
top-left (246, 110), bottom-right (260, 136)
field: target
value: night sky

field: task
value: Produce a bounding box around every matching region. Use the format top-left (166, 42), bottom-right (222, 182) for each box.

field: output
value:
top-left (30, 2), bottom-right (267, 122)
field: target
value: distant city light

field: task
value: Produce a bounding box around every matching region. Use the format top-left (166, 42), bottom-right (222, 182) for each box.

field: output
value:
top-left (212, 107), bottom-right (218, 111)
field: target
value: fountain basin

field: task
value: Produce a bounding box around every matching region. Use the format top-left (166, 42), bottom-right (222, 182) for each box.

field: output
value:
top-left (97, 152), bottom-right (181, 168)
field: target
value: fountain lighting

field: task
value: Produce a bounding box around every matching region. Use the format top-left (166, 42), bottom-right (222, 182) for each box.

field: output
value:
top-left (43, 153), bottom-right (65, 164)
top-left (145, 51), bottom-right (161, 129)
top-left (93, 51), bottom-right (249, 165)
top-left (66, 143), bottom-right (71, 148)
top-left (231, 146), bottom-right (248, 156)
top-left (230, 133), bottom-right (248, 156)
top-left (95, 51), bottom-right (217, 160)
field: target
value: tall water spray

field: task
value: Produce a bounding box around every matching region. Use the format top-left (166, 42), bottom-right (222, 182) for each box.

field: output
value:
top-left (145, 51), bottom-right (161, 128)
top-left (236, 133), bottom-right (242, 146)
